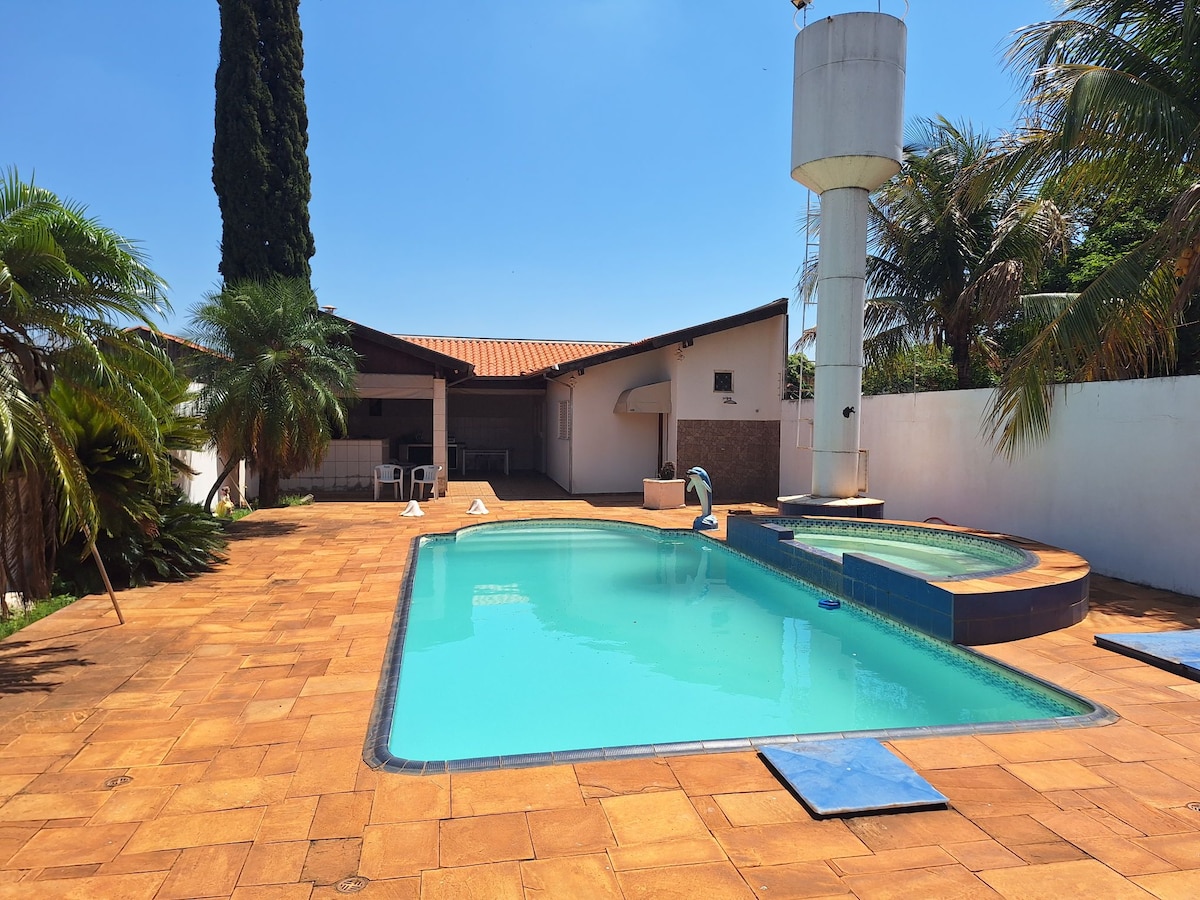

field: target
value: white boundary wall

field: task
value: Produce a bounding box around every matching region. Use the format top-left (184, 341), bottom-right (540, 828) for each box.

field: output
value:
top-left (780, 375), bottom-right (1200, 596)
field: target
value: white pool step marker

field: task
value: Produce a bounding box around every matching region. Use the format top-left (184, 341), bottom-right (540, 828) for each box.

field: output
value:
top-left (400, 500), bottom-right (424, 517)
top-left (466, 499), bottom-right (490, 515)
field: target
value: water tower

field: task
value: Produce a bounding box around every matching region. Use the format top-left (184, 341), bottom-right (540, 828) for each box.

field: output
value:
top-left (780, 2), bottom-right (905, 517)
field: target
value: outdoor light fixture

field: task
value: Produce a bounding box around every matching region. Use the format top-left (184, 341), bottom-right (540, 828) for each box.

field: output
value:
top-left (789, 0), bottom-right (814, 9)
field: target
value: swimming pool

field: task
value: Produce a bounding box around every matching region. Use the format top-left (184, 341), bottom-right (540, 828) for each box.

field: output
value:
top-left (366, 520), bottom-right (1106, 772)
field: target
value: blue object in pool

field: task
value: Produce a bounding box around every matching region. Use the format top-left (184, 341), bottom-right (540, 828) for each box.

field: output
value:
top-left (1096, 632), bottom-right (1200, 679)
top-left (761, 738), bottom-right (948, 816)
top-left (818, 598), bottom-right (841, 609)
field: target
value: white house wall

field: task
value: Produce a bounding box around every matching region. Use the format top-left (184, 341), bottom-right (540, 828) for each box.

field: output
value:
top-left (780, 375), bottom-right (1200, 596)
top-left (673, 316), bottom-right (785, 421)
top-left (548, 312), bottom-right (787, 496)
top-left (553, 349), bottom-right (671, 494)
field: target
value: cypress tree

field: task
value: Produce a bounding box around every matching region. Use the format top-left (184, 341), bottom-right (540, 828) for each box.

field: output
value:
top-left (213, 0), bottom-right (315, 284)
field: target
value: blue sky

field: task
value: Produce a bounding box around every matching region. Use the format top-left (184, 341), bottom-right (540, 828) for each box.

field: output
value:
top-left (10, 1), bottom-right (1058, 344)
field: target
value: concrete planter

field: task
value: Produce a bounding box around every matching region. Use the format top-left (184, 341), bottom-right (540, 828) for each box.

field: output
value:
top-left (643, 478), bottom-right (685, 509)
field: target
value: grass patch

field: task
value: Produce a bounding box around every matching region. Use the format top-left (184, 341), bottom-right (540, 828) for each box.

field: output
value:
top-left (281, 494), bottom-right (314, 507)
top-left (0, 594), bottom-right (79, 640)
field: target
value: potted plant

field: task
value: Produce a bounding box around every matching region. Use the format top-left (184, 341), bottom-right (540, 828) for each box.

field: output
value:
top-left (643, 461), bottom-right (685, 509)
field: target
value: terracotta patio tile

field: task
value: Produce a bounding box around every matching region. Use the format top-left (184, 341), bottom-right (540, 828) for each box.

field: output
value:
top-left (841, 864), bottom-right (1001, 899)
top-left (739, 860), bottom-right (848, 899)
top-left (607, 836), bottom-right (728, 871)
top-left (238, 840), bottom-right (308, 885)
top-left (300, 837), bottom-right (362, 885)
top-left (96, 848), bottom-right (180, 875)
top-left (287, 748), bottom-right (362, 797)
top-left (0, 871), bottom-right (166, 898)
top-left (1081, 788), bottom-right (1194, 835)
top-left (230, 884), bottom-right (313, 900)
top-left (122, 762), bottom-right (210, 787)
top-left (6, 822), bottom-right (137, 868)
top-left (309, 791), bottom-right (373, 840)
top-left (527, 803), bottom-right (615, 857)
top-left (976, 730), bottom-right (1101, 763)
top-left (254, 796), bottom-right (318, 843)
top-left (691, 794), bottom-right (733, 830)
top-left (161, 774), bottom-right (291, 815)
top-left (616, 860), bottom-right (757, 899)
top-left (253, 677), bottom-right (308, 701)
top-left (1090, 762), bottom-right (1200, 807)
top-left (257, 744), bottom-right (302, 777)
top-left (714, 821), bottom-right (871, 867)
top-left (1133, 834), bottom-right (1200, 870)
top-left (88, 786), bottom-right (174, 825)
top-left (712, 790), bottom-right (810, 826)
top-left (1004, 760), bottom-right (1114, 792)
top-left (520, 853), bottom-right (622, 900)
top-left (846, 809), bottom-right (989, 851)
top-left (574, 758), bottom-right (680, 798)
top-left (156, 842), bottom-right (251, 899)
top-left (421, 860), bottom-right (525, 900)
top-left (975, 814), bottom-right (1061, 847)
top-left (123, 807), bottom-right (265, 854)
top-left (667, 753), bottom-right (781, 796)
top-left (829, 844), bottom-right (955, 875)
top-left (0, 792), bottom-right (108, 822)
top-left (439, 812), bottom-right (533, 868)
top-left (1076, 724), bottom-right (1194, 763)
top-left (1011, 840), bottom-right (1090, 864)
top-left (600, 790), bottom-right (710, 845)
top-left (889, 735), bottom-right (1006, 769)
top-left (297, 713), bottom-right (366, 752)
top-left (1131, 869), bottom-right (1200, 899)
top-left (450, 766), bottom-right (582, 816)
top-left (978, 858), bottom-right (1160, 898)
top-left (927, 764), bottom-right (1059, 817)
top-left (943, 838), bottom-right (1030, 872)
top-left (61, 739), bottom-right (176, 771)
top-left (369, 772), bottom-right (450, 824)
top-left (358, 821), bottom-right (439, 879)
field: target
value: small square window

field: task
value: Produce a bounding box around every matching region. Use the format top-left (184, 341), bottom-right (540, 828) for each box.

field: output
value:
top-left (713, 371), bottom-right (734, 393)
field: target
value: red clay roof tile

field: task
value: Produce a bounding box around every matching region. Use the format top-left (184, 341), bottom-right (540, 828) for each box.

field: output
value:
top-left (397, 336), bottom-right (627, 377)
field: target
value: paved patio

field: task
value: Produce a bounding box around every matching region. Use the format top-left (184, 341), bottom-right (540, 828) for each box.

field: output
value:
top-left (0, 484), bottom-right (1198, 898)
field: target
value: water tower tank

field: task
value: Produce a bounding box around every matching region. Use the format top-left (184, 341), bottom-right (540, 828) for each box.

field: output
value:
top-left (791, 13), bottom-right (906, 194)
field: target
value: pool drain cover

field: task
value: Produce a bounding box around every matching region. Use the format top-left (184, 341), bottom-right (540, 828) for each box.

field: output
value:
top-left (335, 876), bottom-right (370, 894)
top-left (104, 776), bottom-right (133, 789)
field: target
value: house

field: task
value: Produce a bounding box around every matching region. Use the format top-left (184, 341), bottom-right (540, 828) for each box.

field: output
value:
top-left (168, 299), bottom-right (789, 504)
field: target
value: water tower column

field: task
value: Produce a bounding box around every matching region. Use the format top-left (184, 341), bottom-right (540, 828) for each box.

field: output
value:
top-left (780, 10), bottom-right (905, 517)
top-left (811, 185), bottom-right (868, 498)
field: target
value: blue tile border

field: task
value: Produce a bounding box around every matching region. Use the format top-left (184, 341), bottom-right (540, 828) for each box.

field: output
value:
top-left (362, 517), bottom-right (1114, 776)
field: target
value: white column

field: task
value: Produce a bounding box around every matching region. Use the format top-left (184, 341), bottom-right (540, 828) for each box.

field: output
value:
top-left (432, 377), bottom-right (448, 497)
top-left (811, 186), bottom-right (867, 498)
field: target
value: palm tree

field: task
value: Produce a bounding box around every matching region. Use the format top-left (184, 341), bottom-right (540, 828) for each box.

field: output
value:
top-left (992, 0), bottom-right (1200, 454)
top-left (187, 277), bottom-right (359, 509)
top-left (0, 170), bottom-right (167, 601)
top-left (799, 118), bottom-right (1069, 391)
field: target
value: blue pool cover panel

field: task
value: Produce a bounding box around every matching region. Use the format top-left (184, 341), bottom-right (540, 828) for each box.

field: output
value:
top-left (761, 739), bottom-right (948, 817)
top-left (1096, 632), bottom-right (1200, 679)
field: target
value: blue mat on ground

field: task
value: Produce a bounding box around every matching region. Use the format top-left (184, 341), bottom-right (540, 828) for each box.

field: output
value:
top-left (1096, 631), bottom-right (1200, 680)
top-left (760, 738), bottom-right (948, 817)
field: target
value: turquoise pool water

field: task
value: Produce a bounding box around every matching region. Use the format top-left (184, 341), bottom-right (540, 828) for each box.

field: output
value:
top-left (776, 520), bottom-right (1028, 578)
top-left (381, 521), bottom-right (1093, 766)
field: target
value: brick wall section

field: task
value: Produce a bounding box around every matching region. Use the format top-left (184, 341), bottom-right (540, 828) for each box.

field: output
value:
top-left (677, 419), bottom-right (780, 503)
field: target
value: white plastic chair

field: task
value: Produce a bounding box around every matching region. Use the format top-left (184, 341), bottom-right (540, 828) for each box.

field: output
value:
top-left (409, 464), bottom-right (442, 501)
top-left (373, 464), bottom-right (404, 501)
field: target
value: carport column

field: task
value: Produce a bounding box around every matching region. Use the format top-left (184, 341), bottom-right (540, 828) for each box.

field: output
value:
top-left (433, 377), bottom-right (448, 497)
